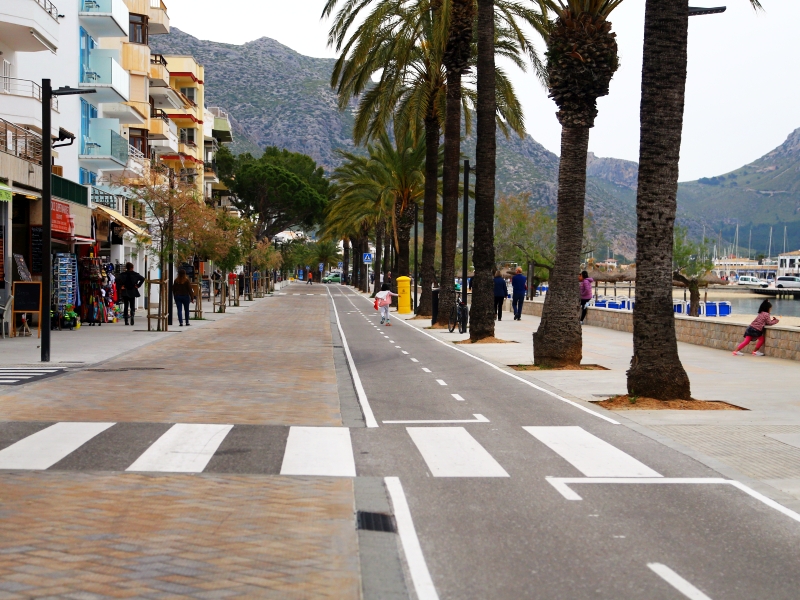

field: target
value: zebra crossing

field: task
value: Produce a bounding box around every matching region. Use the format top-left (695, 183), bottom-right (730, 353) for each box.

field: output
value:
top-left (0, 367), bottom-right (67, 385)
top-left (0, 421), bottom-right (661, 480)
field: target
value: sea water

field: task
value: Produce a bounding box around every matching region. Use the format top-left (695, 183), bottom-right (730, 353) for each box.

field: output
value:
top-left (726, 297), bottom-right (800, 318)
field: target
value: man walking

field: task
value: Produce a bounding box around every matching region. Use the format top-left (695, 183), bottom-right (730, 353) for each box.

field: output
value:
top-left (511, 266), bottom-right (527, 320)
top-left (117, 262), bottom-right (144, 326)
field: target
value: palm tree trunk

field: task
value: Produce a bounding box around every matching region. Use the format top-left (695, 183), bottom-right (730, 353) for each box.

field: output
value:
top-left (418, 114), bottom-right (440, 316)
top-left (383, 233), bottom-right (390, 283)
top-left (360, 238), bottom-right (369, 292)
top-left (373, 222), bottom-right (383, 296)
top-left (343, 238), bottom-right (350, 285)
top-left (628, 0), bottom-right (691, 400)
top-left (437, 70), bottom-right (462, 326)
top-left (470, 0), bottom-right (496, 342)
top-left (533, 126), bottom-right (588, 366)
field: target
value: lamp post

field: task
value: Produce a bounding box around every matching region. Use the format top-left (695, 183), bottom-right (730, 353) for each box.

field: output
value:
top-left (462, 160), bottom-right (471, 308)
top-left (688, 6), bottom-right (726, 16)
top-left (413, 202), bottom-right (418, 312)
top-left (41, 80), bottom-right (95, 362)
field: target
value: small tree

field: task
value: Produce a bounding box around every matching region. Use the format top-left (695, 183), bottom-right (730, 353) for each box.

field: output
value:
top-left (672, 226), bottom-right (713, 317)
top-left (494, 194), bottom-right (556, 287)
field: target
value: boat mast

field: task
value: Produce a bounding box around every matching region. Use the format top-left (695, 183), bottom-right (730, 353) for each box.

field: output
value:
top-left (767, 226), bottom-right (773, 260)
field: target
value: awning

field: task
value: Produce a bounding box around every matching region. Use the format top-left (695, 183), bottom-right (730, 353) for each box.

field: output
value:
top-left (71, 235), bottom-right (96, 245)
top-left (93, 205), bottom-right (147, 237)
top-left (0, 183), bottom-right (11, 202)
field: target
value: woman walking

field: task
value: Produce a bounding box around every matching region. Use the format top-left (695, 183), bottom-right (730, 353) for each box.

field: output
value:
top-left (733, 300), bottom-right (779, 356)
top-left (580, 271), bottom-right (594, 324)
top-left (173, 268), bottom-right (195, 327)
top-left (493, 271), bottom-right (507, 321)
top-left (375, 283), bottom-right (398, 326)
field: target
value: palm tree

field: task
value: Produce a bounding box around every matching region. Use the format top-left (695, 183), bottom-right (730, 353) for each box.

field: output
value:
top-left (628, 0), bottom-right (762, 398)
top-left (531, 0), bottom-right (621, 364)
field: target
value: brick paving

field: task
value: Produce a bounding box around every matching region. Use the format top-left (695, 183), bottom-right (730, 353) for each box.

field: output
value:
top-left (0, 288), bottom-right (342, 425)
top-left (0, 472), bottom-right (359, 599)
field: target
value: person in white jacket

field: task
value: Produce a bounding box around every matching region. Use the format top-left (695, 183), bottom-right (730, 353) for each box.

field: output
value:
top-left (375, 284), bottom-right (399, 326)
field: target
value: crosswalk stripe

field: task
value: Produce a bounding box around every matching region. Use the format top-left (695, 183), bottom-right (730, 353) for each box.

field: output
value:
top-left (126, 424), bottom-right (233, 473)
top-left (407, 427), bottom-right (509, 477)
top-left (0, 422), bottom-right (115, 470)
top-left (280, 426), bottom-right (356, 477)
top-left (523, 426), bottom-right (661, 478)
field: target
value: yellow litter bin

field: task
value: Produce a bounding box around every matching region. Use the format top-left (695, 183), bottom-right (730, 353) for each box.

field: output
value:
top-left (397, 276), bottom-right (411, 314)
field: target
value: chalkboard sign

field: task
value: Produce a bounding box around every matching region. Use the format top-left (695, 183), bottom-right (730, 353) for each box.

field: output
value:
top-left (180, 263), bottom-right (195, 278)
top-left (13, 254), bottom-right (31, 281)
top-left (12, 281), bottom-right (41, 312)
top-left (201, 279), bottom-right (210, 299)
top-left (30, 226), bottom-right (43, 275)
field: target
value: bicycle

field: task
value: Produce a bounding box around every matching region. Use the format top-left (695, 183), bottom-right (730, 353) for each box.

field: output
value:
top-left (448, 287), bottom-right (469, 334)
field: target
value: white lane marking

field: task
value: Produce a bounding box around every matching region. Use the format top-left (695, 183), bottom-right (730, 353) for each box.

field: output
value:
top-left (647, 563), bottom-right (713, 600)
top-left (546, 477), bottom-right (727, 501)
top-left (389, 340), bottom-right (395, 343)
top-left (452, 394), bottom-right (465, 402)
top-left (383, 335), bottom-right (390, 338)
top-left (395, 345), bottom-right (402, 348)
top-left (280, 427), bottom-right (356, 477)
top-left (524, 426), bottom-right (661, 478)
top-left (0, 422), bottom-right (115, 470)
top-left (326, 286), bottom-right (378, 427)
top-left (407, 427), bottom-right (507, 477)
top-left (349, 293), bottom-right (619, 424)
top-left (436, 379), bottom-right (447, 386)
top-left (0, 369), bottom-right (60, 373)
top-left (410, 358), bottom-right (419, 363)
top-left (127, 424), bottom-right (233, 473)
top-left (385, 477), bottom-right (439, 600)
top-left (402, 351), bottom-right (409, 354)
top-left (384, 414), bottom-right (489, 424)
top-left (0, 380), bottom-right (21, 383)
top-left (422, 368), bottom-right (432, 373)
top-left (727, 480), bottom-right (800, 524)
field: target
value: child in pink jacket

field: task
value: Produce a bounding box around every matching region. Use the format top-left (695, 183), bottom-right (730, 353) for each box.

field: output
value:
top-left (733, 300), bottom-right (779, 356)
top-left (376, 284), bottom-right (399, 326)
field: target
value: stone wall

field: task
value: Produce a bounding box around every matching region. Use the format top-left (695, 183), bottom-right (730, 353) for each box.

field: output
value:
top-left (505, 298), bottom-right (800, 361)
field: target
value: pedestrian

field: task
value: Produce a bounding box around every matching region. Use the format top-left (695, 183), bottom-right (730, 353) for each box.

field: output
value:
top-left (493, 270), bottom-right (506, 321)
top-left (173, 268), bottom-right (195, 327)
top-left (579, 270), bottom-right (594, 324)
top-left (307, 271), bottom-right (313, 285)
top-left (733, 300), bottom-right (779, 356)
top-left (385, 271), bottom-right (392, 288)
top-left (117, 262), bottom-right (144, 326)
top-left (375, 283), bottom-right (399, 326)
top-left (511, 267), bottom-right (527, 320)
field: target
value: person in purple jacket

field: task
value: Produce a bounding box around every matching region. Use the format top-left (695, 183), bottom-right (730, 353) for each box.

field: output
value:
top-left (579, 270), bottom-right (594, 324)
top-left (511, 267), bottom-right (527, 320)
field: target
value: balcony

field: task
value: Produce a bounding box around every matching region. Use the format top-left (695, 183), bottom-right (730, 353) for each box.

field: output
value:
top-left (0, 77), bottom-right (60, 136)
top-left (208, 107), bottom-right (233, 143)
top-left (103, 142), bottom-right (146, 178)
top-left (80, 51), bottom-right (129, 103)
top-left (148, 0), bottom-right (169, 35)
top-left (149, 117), bottom-right (178, 153)
top-left (149, 54), bottom-right (170, 88)
top-left (89, 186), bottom-right (119, 210)
top-left (0, 117), bottom-right (43, 165)
top-left (79, 119), bottom-right (128, 170)
top-left (0, 0), bottom-right (60, 53)
top-left (149, 83), bottom-right (184, 110)
top-left (78, 0), bottom-right (128, 39)
top-left (101, 102), bottom-right (146, 125)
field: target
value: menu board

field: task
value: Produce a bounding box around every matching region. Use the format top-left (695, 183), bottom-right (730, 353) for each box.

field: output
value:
top-left (30, 225), bottom-right (43, 275)
top-left (13, 253), bottom-right (31, 281)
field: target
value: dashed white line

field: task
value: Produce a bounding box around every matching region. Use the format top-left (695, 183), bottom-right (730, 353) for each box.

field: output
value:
top-left (452, 394), bottom-right (465, 402)
top-left (647, 563), bottom-right (713, 600)
top-left (422, 368), bottom-right (431, 373)
top-left (402, 351), bottom-right (409, 355)
top-left (436, 379), bottom-right (447, 386)
top-left (410, 358), bottom-right (419, 363)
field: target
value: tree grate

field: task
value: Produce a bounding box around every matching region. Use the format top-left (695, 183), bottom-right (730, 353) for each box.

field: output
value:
top-left (357, 511), bottom-right (397, 533)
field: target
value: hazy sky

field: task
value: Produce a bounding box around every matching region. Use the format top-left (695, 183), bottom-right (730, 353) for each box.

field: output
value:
top-left (164, 0), bottom-right (799, 181)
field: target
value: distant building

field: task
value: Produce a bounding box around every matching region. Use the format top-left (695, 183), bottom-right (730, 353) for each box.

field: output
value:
top-left (712, 257), bottom-right (777, 280)
top-left (778, 250), bottom-right (800, 277)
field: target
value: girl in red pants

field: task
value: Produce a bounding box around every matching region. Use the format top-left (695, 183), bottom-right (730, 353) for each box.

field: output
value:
top-left (733, 300), bottom-right (779, 356)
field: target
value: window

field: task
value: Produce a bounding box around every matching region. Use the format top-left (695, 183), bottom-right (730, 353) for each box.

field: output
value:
top-left (80, 98), bottom-right (98, 153)
top-left (129, 128), bottom-right (149, 158)
top-left (79, 27), bottom-right (95, 82)
top-left (1, 60), bottom-right (10, 93)
top-left (79, 168), bottom-right (97, 186)
top-left (129, 14), bottom-right (149, 45)
top-left (180, 87), bottom-right (196, 104)
top-left (179, 128), bottom-right (196, 145)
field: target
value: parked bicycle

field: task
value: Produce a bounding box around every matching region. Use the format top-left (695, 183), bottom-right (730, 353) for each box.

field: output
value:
top-left (448, 287), bottom-right (469, 334)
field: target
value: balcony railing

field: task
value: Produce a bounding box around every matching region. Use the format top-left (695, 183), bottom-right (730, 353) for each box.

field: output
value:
top-left (80, 53), bottom-right (129, 101)
top-left (204, 161), bottom-right (218, 177)
top-left (208, 107), bottom-right (228, 119)
top-left (0, 118), bottom-right (43, 165)
top-left (150, 106), bottom-right (169, 122)
top-left (128, 143), bottom-right (147, 163)
top-left (150, 0), bottom-right (166, 8)
top-left (90, 187), bottom-right (118, 209)
top-left (150, 53), bottom-right (168, 67)
top-left (34, 0), bottom-right (61, 21)
top-left (82, 128), bottom-right (128, 164)
top-left (1, 77), bottom-right (58, 111)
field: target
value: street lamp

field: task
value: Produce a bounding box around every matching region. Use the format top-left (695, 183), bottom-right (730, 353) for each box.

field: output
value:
top-left (41, 80), bottom-right (95, 362)
top-left (413, 202), bottom-right (418, 312)
top-left (688, 6), bottom-right (726, 16)
top-left (462, 160), bottom-right (471, 310)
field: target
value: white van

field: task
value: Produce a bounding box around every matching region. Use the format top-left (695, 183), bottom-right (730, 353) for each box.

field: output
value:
top-left (775, 276), bottom-right (800, 289)
top-left (737, 276), bottom-right (767, 287)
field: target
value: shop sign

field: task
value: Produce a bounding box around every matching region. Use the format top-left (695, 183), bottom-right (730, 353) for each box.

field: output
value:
top-left (0, 183), bottom-right (11, 203)
top-left (52, 199), bottom-right (71, 234)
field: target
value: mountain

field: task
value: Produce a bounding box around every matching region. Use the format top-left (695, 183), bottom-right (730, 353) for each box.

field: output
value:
top-left (676, 128), bottom-right (800, 253)
top-left (151, 29), bottom-right (640, 255)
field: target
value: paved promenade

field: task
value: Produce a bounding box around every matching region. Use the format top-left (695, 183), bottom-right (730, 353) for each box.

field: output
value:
top-left (0, 285), bottom-right (361, 599)
top-left (395, 302), bottom-right (800, 512)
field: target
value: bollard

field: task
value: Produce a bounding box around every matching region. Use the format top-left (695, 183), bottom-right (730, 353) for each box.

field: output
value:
top-left (397, 276), bottom-right (411, 314)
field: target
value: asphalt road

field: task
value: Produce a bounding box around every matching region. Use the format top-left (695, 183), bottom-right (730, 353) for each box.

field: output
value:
top-left (329, 286), bottom-right (800, 600)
